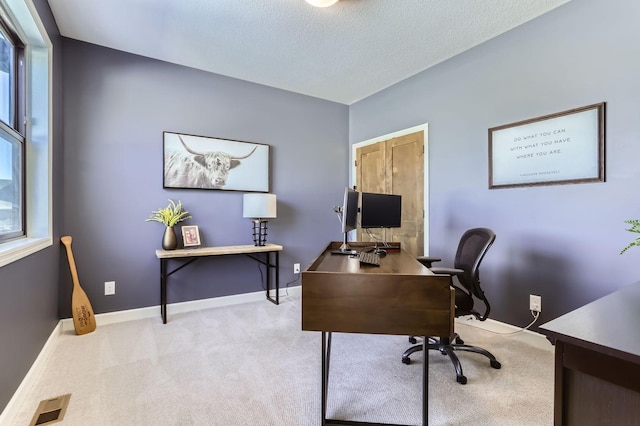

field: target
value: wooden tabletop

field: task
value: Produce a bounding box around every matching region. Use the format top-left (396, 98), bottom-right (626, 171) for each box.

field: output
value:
top-left (540, 280), bottom-right (640, 364)
top-left (156, 243), bottom-right (283, 259)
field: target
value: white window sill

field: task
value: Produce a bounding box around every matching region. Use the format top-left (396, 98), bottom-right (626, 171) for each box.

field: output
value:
top-left (0, 237), bottom-right (52, 268)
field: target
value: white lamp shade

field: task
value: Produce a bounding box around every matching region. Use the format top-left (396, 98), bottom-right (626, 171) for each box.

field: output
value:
top-left (305, 0), bottom-right (339, 7)
top-left (243, 193), bottom-right (277, 219)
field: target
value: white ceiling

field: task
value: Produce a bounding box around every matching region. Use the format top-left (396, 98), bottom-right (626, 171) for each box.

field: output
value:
top-left (47, 0), bottom-right (570, 105)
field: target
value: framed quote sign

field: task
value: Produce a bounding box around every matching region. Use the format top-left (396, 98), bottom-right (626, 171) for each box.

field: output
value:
top-left (489, 103), bottom-right (605, 189)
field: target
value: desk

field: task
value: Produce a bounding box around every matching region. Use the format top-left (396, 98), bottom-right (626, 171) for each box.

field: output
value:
top-left (156, 243), bottom-right (282, 324)
top-left (302, 242), bottom-right (454, 426)
top-left (540, 281), bottom-right (640, 425)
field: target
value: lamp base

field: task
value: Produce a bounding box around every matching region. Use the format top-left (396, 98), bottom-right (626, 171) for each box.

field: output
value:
top-left (251, 219), bottom-right (269, 246)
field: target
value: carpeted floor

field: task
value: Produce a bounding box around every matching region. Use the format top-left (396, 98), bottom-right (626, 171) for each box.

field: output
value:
top-left (12, 296), bottom-right (554, 425)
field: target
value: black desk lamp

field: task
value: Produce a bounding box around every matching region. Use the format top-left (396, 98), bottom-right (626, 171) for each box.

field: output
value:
top-left (243, 193), bottom-right (277, 246)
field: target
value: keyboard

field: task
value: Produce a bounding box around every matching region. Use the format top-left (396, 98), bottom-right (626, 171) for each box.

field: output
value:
top-left (358, 251), bottom-right (381, 266)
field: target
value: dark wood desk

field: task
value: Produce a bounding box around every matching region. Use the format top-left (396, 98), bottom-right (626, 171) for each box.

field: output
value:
top-left (302, 242), bottom-right (454, 426)
top-left (156, 244), bottom-right (282, 324)
top-left (540, 281), bottom-right (640, 425)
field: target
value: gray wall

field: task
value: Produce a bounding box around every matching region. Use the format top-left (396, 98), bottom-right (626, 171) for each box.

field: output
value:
top-left (58, 39), bottom-right (349, 316)
top-left (0, 0), bottom-right (63, 412)
top-left (349, 0), bottom-right (640, 328)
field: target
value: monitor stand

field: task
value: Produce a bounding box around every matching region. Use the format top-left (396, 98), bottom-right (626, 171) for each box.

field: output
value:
top-left (331, 233), bottom-right (357, 255)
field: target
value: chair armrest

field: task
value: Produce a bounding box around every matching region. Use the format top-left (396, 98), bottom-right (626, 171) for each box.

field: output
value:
top-left (430, 267), bottom-right (464, 277)
top-left (416, 256), bottom-right (441, 268)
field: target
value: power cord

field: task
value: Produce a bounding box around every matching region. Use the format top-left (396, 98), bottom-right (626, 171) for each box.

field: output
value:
top-left (362, 228), bottom-right (393, 251)
top-left (462, 309), bottom-right (540, 336)
top-left (256, 261), bottom-right (301, 298)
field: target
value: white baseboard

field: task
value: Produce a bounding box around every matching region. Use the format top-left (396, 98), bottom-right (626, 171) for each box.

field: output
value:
top-left (57, 286), bottom-right (300, 332)
top-left (0, 321), bottom-right (63, 426)
top-left (0, 286), bottom-right (301, 424)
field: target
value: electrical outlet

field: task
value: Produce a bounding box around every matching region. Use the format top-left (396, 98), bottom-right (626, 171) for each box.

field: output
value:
top-left (530, 294), bottom-right (541, 312)
top-left (294, 263), bottom-right (301, 274)
top-left (105, 281), bottom-right (115, 296)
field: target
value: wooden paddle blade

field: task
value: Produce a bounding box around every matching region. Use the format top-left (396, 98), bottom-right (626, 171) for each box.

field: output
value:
top-left (71, 286), bottom-right (97, 335)
top-left (61, 236), bottom-right (97, 335)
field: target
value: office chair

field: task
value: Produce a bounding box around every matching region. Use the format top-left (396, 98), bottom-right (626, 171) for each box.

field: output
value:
top-left (402, 227), bottom-right (501, 384)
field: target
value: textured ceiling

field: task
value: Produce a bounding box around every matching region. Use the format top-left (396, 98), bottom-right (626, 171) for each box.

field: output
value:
top-left (47, 0), bottom-right (570, 105)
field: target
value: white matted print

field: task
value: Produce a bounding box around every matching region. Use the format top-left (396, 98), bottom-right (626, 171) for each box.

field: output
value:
top-left (163, 132), bottom-right (270, 192)
top-left (489, 103), bottom-right (605, 189)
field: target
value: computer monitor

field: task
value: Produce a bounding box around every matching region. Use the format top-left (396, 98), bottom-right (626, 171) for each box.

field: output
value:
top-left (341, 187), bottom-right (359, 233)
top-left (360, 192), bottom-right (402, 229)
top-left (333, 187), bottom-right (359, 254)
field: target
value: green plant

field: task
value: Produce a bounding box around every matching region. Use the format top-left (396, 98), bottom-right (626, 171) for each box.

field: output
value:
top-left (146, 199), bottom-right (191, 227)
top-left (621, 219), bottom-right (640, 254)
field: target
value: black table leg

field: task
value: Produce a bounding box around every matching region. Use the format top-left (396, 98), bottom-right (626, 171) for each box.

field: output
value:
top-left (160, 259), bottom-right (167, 324)
top-left (422, 336), bottom-right (428, 426)
top-left (320, 333), bottom-right (428, 426)
top-left (275, 251), bottom-right (280, 304)
top-left (266, 250), bottom-right (280, 305)
top-left (322, 331), bottom-right (332, 426)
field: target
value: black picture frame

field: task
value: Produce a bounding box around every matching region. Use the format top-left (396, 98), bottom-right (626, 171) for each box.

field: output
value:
top-left (163, 131), bottom-right (270, 192)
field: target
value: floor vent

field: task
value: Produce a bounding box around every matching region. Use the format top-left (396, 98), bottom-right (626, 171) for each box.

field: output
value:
top-left (29, 394), bottom-right (70, 426)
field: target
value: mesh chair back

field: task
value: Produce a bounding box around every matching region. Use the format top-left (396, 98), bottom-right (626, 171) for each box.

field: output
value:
top-left (453, 228), bottom-right (496, 319)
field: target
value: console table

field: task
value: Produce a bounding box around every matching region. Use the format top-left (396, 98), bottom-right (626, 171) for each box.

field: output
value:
top-left (302, 242), bottom-right (454, 426)
top-left (540, 281), bottom-right (640, 425)
top-left (156, 244), bottom-right (283, 324)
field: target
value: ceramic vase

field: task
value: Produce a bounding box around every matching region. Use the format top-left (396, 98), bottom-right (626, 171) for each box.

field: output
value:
top-left (162, 226), bottom-right (178, 250)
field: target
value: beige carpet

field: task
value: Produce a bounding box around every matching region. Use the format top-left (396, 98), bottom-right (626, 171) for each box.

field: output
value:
top-left (12, 296), bottom-right (554, 425)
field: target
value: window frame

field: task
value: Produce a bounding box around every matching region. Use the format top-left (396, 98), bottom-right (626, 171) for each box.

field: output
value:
top-left (0, 18), bottom-right (27, 242)
top-left (0, 0), bottom-right (52, 267)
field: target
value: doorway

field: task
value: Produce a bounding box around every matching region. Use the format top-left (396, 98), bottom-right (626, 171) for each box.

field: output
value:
top-left (352, 124), bottom-right (429, 257)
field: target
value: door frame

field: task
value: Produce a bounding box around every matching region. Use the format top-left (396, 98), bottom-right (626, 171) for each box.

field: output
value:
top-left (351, 123), bottom-right (430, 256)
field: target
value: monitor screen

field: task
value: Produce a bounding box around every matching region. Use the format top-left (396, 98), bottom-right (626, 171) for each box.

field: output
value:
top-left (342, 187), bottom-right (359, 232)
top-left (360, 192), bottom-right (401, 229)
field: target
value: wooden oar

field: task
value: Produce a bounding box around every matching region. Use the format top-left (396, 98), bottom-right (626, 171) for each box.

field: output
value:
top-left (61, 236), bottom-right (96, 335)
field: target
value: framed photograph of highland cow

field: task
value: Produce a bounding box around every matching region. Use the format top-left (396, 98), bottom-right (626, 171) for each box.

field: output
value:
top-left (163, 132), bottom-right (270, 192)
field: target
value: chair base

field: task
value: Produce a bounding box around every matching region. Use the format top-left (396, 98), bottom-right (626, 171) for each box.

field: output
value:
top-left (402, 336), bottom-right (501, 385)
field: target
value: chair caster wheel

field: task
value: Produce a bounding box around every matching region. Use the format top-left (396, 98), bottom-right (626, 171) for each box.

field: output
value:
top-left (402, 357), bottom-right (411, 365)
top-left (455, 337), bottom-right (464, 344)
top-left (409, 336), bottom-right (417, 344)
top-left (490, 360), bottom-right (502, 369)
top-left (456, 375), bottom-right (467, 385)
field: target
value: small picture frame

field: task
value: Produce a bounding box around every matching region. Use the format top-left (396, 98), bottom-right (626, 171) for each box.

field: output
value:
top-left (181, 225), bottom-right (201, 247)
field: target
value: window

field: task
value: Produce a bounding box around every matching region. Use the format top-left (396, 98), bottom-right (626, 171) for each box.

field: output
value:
top-left (0, 132), bottom-right (22, 239)
top-left (0, 26), bottom-right (16, 125)
top-left (0, 20), bottom-right (25, 242)
top-left (0, 0), bottom-right (51, 267)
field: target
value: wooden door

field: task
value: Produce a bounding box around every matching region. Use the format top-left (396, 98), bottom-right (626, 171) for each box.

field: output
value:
top-left (356, 131), bottom-right (424, 256)
top-left (356, 142), bottom-right (386, 246)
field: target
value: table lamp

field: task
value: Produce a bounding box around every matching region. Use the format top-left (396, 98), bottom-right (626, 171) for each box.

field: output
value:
top-left (243, 193), bottom-right (277, 246)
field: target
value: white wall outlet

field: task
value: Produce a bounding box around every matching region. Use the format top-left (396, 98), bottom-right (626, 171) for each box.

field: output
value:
top-left (105, 281), bottom-right (115, 296)
top-left (530, 294), bottom-right (541, 312)
top-left (294, 263), bottom-right (301, 274)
